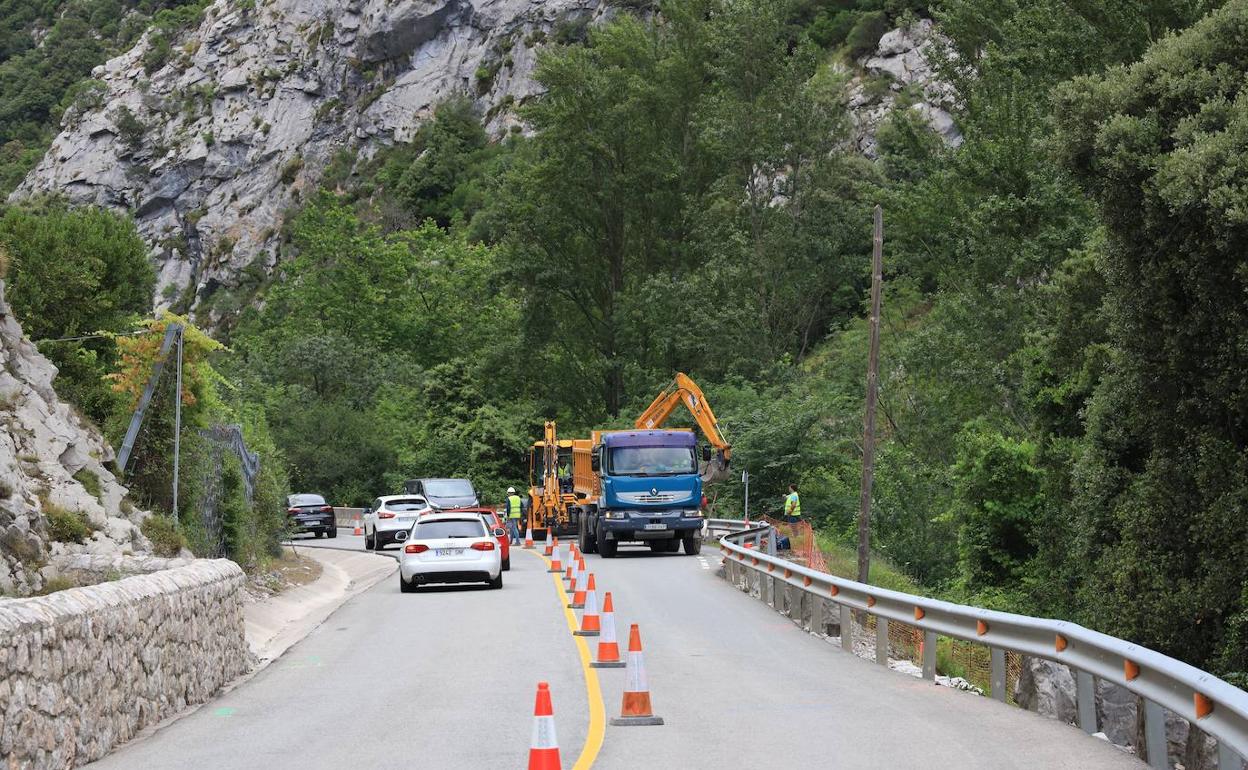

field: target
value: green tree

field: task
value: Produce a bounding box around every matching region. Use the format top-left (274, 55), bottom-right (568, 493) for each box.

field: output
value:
top-left (1054, 0), bottom-right (1248, 674)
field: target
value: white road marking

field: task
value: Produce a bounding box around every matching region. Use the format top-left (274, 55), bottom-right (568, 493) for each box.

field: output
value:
top-left (697, 557), bottom-right (710, 570)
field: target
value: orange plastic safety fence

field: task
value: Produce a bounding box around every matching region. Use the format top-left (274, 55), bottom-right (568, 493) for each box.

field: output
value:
top-left (760, 516), bottom-right (827, 573)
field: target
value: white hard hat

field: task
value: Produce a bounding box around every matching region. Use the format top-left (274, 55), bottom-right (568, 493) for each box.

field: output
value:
top-left (507, 487), bottom-right (516, 493)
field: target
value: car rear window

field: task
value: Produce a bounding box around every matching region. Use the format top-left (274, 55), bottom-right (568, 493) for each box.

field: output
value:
top-left (289, 494), bottom-right (326, 506)
top-left (424, 479), bottom-right (475, 497)
top-left (385, 499), bottom-right (428, 512)
top-left (413, 520), bottom-right (487, 539)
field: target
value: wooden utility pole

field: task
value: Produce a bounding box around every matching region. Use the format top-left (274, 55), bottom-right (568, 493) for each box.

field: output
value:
top-left (857, 205), bottom-right (884, 585)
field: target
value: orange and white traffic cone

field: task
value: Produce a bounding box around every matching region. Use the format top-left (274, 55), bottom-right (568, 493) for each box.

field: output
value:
top-left (352, 515), bottom-right (363, 536)
top-left (591, 592), bottom-right (625, 668)
top-left (524, 526), bottom-right (535, 549)
top-left (548, 537), bottom-right (563, 574)
top-left (543, 529), bottom-right (554, 557)
top-left (574, 574), bottom-right (601, 636)
top-left (565, 544), bottom-right (578, 584)
top-left (610, 624), bottom-right (664, 726)
top-left (568, 559), bottom-right (588, 609)
top-left (527, 682), bottom-right (561, 770)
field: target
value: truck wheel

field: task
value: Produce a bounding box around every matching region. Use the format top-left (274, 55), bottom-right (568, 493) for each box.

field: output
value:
top-left (600, 539), bottom-right (618, 558)
top-left (682, 536), bottom-right (701, 555)
top-left (579, 510), bottom-right (598, 554)
top-left (664, 539), bottom-right (680, 553)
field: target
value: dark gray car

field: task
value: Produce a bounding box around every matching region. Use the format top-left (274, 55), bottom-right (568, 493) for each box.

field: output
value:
top-left (401, 478), bottom-right (478, 510)
top-left (287, 493), bottom-right (337, 538)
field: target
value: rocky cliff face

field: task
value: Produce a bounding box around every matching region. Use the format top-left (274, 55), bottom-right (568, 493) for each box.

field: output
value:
top-left (0, 282), bottom-right (152, 596)
top-left (13, 0), bottom-right (610, 318)
top-left (14, 4), bottom-right (954, 317)
top-left (846, 19), bottom-right (962, 158)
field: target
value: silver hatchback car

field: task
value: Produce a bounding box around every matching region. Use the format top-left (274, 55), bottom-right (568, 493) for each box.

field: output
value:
top-left (398, 514), bottom-right (503, 593)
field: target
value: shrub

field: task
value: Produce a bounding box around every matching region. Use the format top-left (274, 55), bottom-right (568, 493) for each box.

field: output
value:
top-left (845, 10), bottom-right (889, 60)
top-left (73, 468), bottom-right (103, 504)
top-left (35, 577), bottom-right (77, 595)
top-left (809, 10), bottom-right (858, 49)
top-left (280, 156), bottom-right (304, 184)
top-left (141, 514), bottom-right (189, 557)
top-left (143, 32), bottom-right (172, 73)
top-left (46, 504), bottom-right (92, 543)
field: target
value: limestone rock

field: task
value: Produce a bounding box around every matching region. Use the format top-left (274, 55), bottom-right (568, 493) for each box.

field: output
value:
top-left (12, 0), bottom-right (611, 321)
top-left (0, 281), bottom-right (153, 596)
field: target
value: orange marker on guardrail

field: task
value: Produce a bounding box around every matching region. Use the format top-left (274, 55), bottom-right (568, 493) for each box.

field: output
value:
top-left (610, 624), bottom-right (664, 726)
top-left (591, 592), bottom-right (624, 668)
top-left (574, 574), bottom-right (600, 636)
top-left (528, 682), bottom-right (562, 770)
top-left (548, 537), bottom-right (563, 574)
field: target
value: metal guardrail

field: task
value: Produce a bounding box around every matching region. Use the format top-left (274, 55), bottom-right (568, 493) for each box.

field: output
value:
top-left (716, 521), bottom-right (1248, 770)
top-left (334, 507), bottom-right (364, 528)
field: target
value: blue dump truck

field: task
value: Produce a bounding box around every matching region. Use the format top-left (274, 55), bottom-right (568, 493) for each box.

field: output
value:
top-left (574, 429), bottom-right (707, 557)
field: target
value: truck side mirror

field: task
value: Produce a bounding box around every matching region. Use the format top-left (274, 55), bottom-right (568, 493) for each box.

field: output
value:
top-left (591, 454), bottom-right (600, 472)
top-left (702, 446), bottom-right (712, 462)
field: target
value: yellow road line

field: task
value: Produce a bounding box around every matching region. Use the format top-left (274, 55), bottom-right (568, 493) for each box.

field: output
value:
top-left (522, 549), bottom-right (605, 769)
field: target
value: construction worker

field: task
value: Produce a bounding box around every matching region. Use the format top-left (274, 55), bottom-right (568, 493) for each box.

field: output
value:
top-left (558, 455), bottom-right (572, 493)
top-left (504, 487), bottom-right (524, 545)
top-left (783, 484), bottom-right (801, 524)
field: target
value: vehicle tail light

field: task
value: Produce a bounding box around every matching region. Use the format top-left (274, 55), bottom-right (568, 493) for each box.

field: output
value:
top-left (471, 541), bottom-right (496, 551)
top-left (378, 511), bottom-right (396, 519)
top-left (286, 508), bottom-right (299, 514)
top-left (319, 505), bottom-right (334, 512)
top-left (404, 544), bottom-right (428, 554)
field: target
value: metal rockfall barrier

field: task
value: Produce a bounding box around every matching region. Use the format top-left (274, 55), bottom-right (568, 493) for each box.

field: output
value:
top-left (716, 521), bottom-right (1248, 770)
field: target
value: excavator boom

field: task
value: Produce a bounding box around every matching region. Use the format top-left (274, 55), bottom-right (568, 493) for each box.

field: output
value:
top-left (636, 373), bottom-right (732, 483)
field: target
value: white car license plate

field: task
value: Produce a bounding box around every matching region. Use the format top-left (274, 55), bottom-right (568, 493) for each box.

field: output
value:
top-left (644, 523), bottom-right (667, 530)
top-left (436, 548), bottom-right (464, 557)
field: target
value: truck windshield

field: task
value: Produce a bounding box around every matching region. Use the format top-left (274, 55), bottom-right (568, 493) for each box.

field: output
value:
top-left (607, 446), bottom-right (697, 476)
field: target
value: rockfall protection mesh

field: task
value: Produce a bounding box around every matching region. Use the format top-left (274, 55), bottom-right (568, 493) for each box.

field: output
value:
top-left (196, 424), bottom-right (260, 558)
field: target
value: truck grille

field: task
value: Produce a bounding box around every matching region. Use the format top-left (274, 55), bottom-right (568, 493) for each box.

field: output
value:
top-left (616, 491), bottom-right (690, 505)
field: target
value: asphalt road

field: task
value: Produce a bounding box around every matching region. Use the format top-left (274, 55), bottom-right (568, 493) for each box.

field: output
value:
top-left (88, 531), bottom-right (1144, 769)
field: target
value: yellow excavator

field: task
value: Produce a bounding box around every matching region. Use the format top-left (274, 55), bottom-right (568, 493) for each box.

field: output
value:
top-left (635, 372), bottom-right (733, 484)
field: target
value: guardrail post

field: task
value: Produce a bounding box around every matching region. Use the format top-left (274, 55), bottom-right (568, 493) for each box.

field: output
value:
top-left (875, 616), bottom-right (888, 665)
top-left (840, 605), bottom-right (853, 653)
top-left (1219, 741), bottom-right (1245, 770)
top-left (922, 630), bottom-right (937, 681)
top-left (1144, 700), bottom-right (1168, 770)
top-left (990, 648), bottom-right (1006, 702)
top-left (1076, 671), bottom-right (1097, 734)
top-left (767, 528), bottom-right (776, 556)
top-left (811, 596), bottom-right (825, 636)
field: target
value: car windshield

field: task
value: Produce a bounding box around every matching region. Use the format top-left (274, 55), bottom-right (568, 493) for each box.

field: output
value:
top-left (385, 499), bottom-right (428, 512)
top-left (608, 446), bottom-right (697, 476)
top-left (424, 479), bottom-right (475, 497)
top-left (412, 520), bottom-right (486, 539)
top-left (289, 494), bottom-right (326, 507)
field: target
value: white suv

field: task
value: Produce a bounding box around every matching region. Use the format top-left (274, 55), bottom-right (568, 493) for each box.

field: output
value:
top-left (364, 495), bottom-right (432, 550)
top-left (399, 514), bottom-right (502, 593)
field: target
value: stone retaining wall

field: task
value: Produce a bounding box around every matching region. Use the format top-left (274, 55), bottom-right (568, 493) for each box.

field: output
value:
top-left (0, 559), bottom-right (250, 768)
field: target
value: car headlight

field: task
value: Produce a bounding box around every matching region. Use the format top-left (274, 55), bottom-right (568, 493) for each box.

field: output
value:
top-left (605, 511), bottom-right (627, 519)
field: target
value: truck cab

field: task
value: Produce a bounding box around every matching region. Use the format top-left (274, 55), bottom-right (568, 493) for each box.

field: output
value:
top-left (580, 430), bottom-right (705, 557)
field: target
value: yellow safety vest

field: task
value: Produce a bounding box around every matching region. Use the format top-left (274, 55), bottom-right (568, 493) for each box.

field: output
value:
top-left (785, 492), bottom-right (801, 517)
top-left (506, 495), bottom-right (523, 519)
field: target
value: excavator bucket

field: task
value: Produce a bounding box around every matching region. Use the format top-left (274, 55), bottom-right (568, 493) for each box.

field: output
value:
top-left (700, 450), bottom-right (732, 484)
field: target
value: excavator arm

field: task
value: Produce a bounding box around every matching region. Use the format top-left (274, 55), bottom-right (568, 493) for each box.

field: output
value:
top-left (636, 373), bottom-right (732, 483)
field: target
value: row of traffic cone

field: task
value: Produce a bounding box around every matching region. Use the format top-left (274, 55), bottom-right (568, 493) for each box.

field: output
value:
top-left (528, 538), bottom-right (664, 769)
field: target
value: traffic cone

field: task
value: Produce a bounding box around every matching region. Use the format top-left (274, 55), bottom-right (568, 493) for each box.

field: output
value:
top-left (565, 544), bottom-right (578, 584)
top-left (568, 560), bottom-right (587, 609)
top-left (574, 573), bottom-right (601, 636)
top-left (524, 526), bottom-right (535, 549)
top-left (591, 592), bottom-right (625, 668)
top-left (548, 537), bottom-right (563, 574)
top-left (527, 682), bottom-right (561, 770)
top-left (610, 624), bottom-right (664, 726)
top-left (543, 529), bottom-right (554, 557)
top-left (352, 515), bottom-right (362, 536)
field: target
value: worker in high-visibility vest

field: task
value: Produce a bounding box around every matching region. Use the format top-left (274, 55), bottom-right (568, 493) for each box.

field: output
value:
top-left (783, 484), bottom-right (801, 524)
top-left (504, 487), bottom-right (524, 545)
top-left (558, 457), bottom-right (572, 493)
